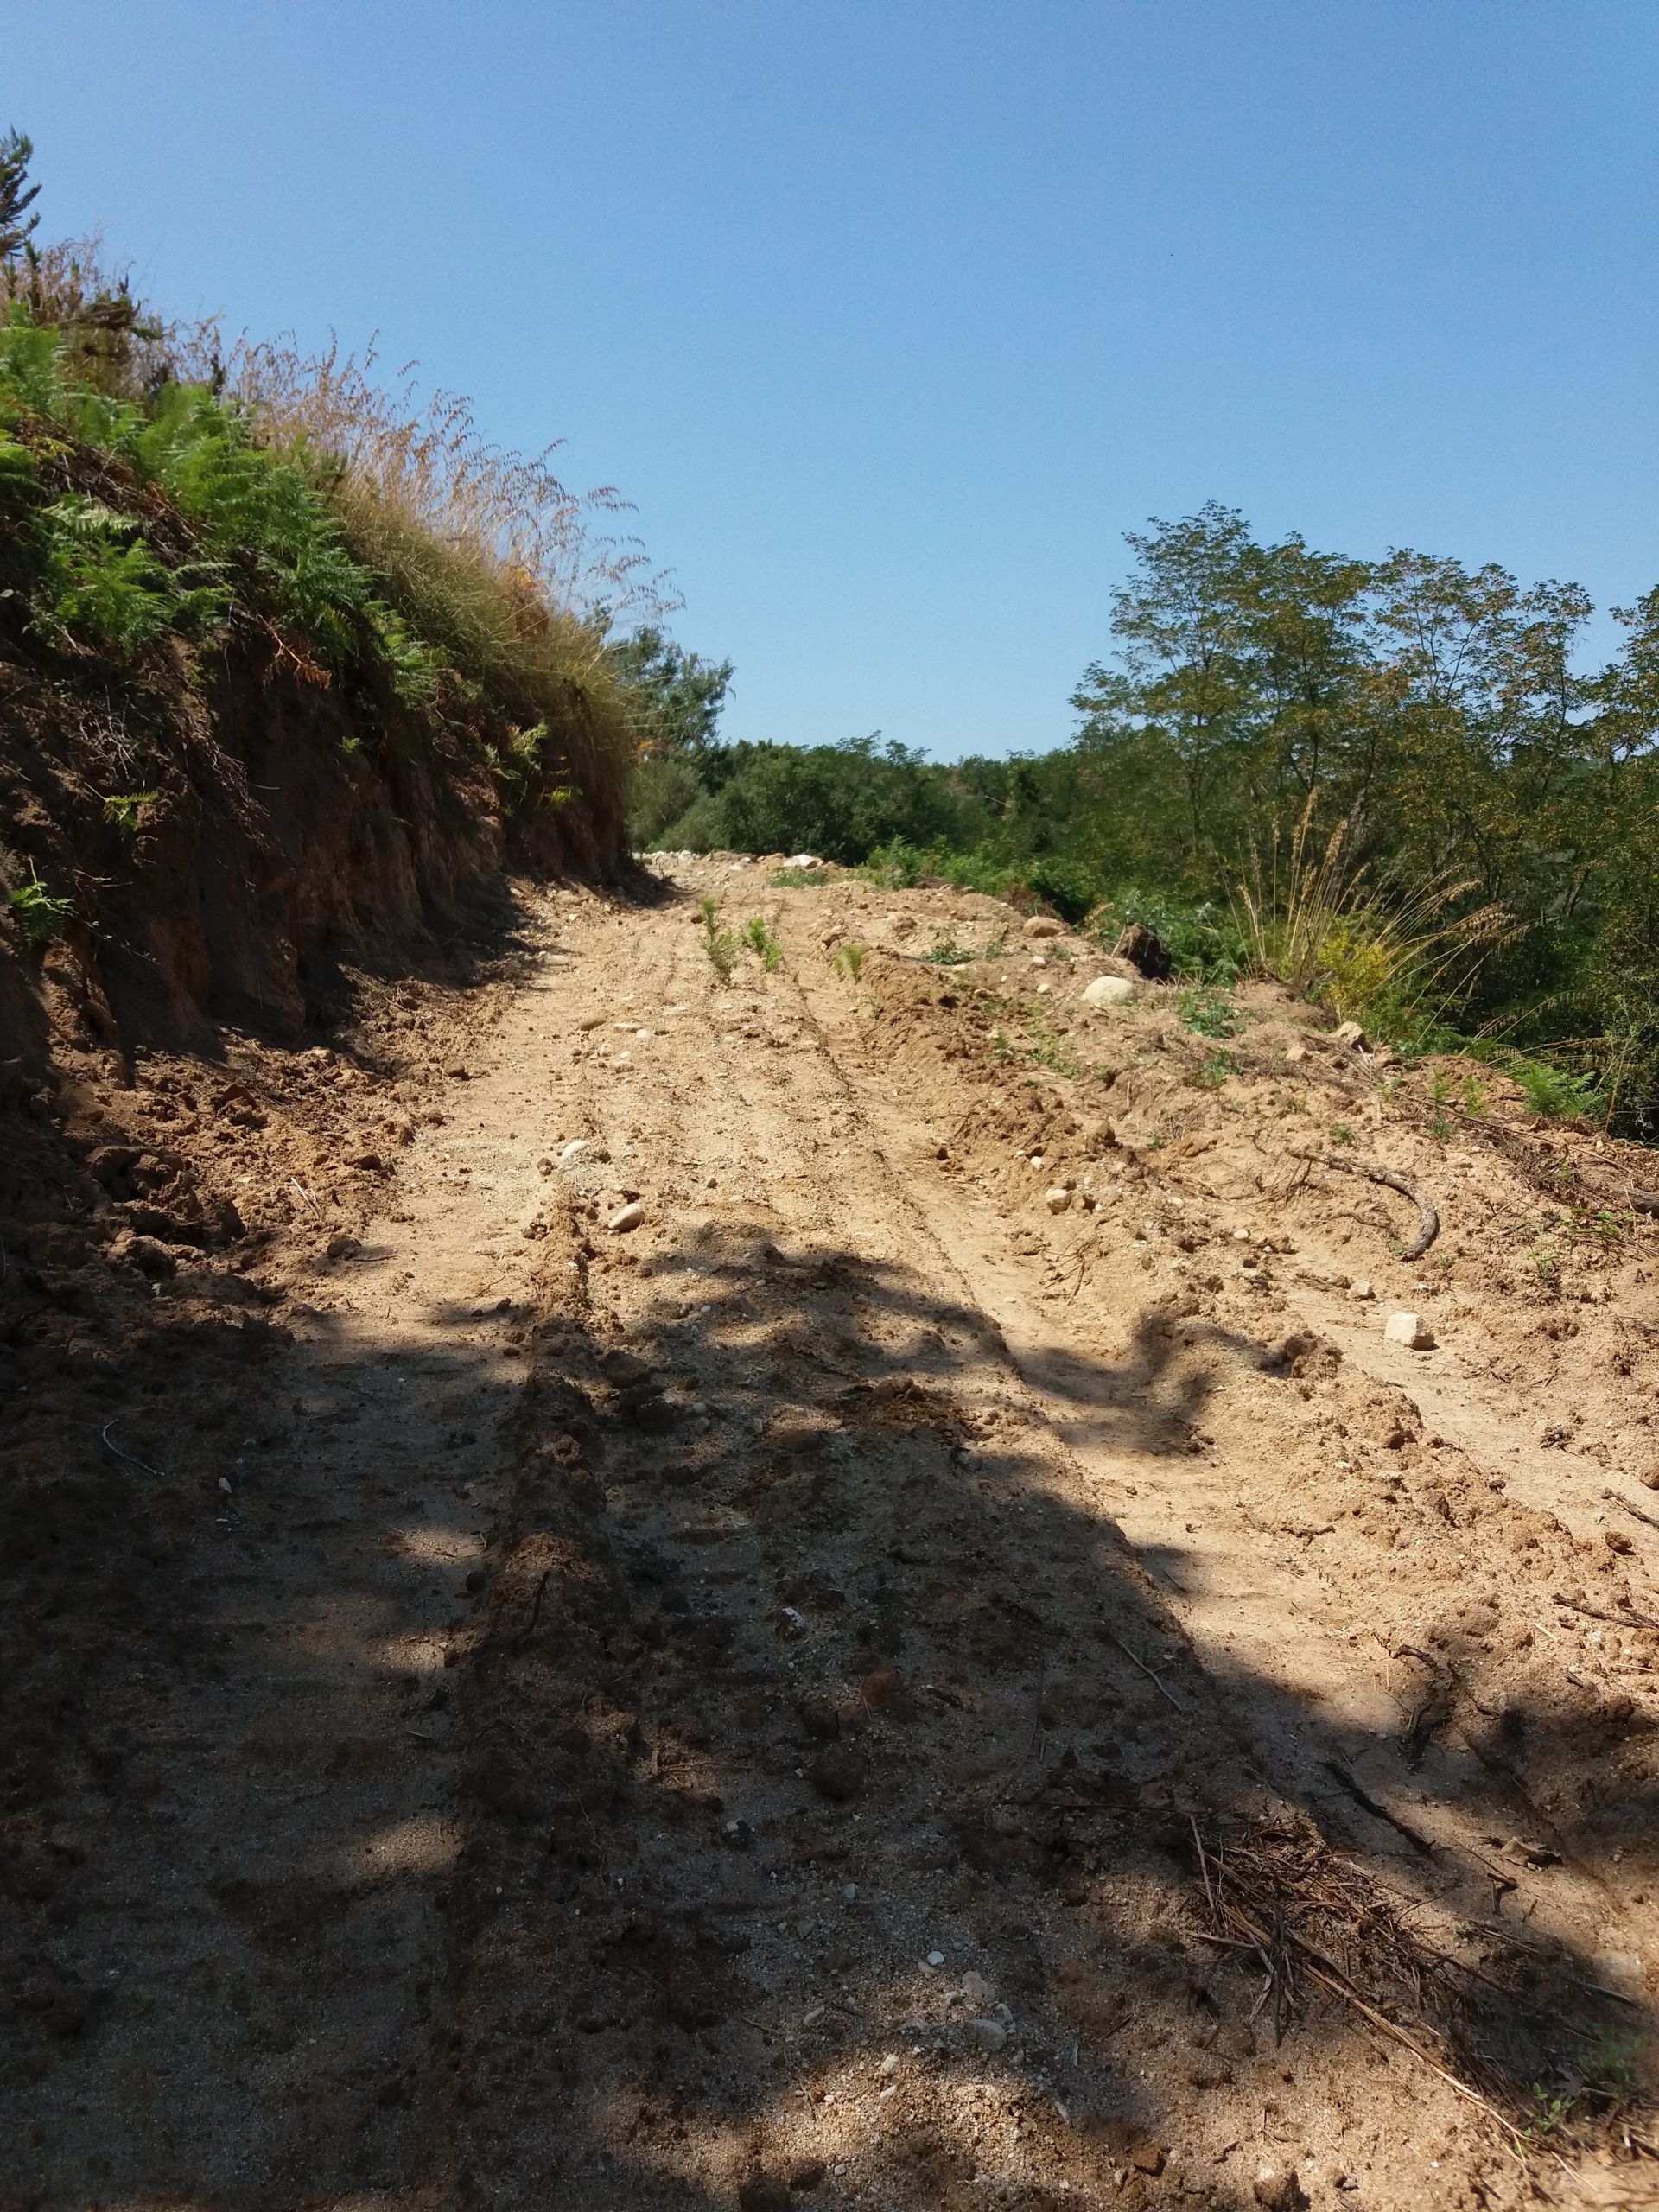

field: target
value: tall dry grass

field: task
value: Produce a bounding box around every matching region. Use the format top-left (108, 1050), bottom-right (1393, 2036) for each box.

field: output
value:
top-left (6, 238), bottom-right (668, 822)
top-left (1236, 794), bottom-right (1512, 1039)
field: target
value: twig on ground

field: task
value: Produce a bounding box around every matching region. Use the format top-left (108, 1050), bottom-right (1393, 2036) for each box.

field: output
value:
top-left (1104, 1630), bottom-right (1185, 1711)
top-left (1291, 1149), bottom-right (1440, 1258)
top-left (100, 1421), bottom-right (167, 1479)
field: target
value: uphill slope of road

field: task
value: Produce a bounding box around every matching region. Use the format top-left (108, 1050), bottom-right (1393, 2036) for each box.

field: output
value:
top-left (5, 859), bottom-right (1659, 2211)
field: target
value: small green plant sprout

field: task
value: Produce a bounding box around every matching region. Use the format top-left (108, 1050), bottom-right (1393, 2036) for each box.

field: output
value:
top-left (1511, 1057), bottom-right (1602, 1121)
top-left (1522, 2085), bottom-right (1576, 2144)
top-left (1531, 1243), bottom-right (1561, 1295)
top-left (742, 914), bottom-right (782, 972)
top-left (983, 931), bottom-right (1007, 959)
top-left (101, 790), bottom-right (158, 835)
top-left (769, 866), bottom-right (823, 889)
top-left (1575, 2026), bottom-right (1643, 2101)
top-left (699, 896), bottom-right (737, 985)
top-left (1196, 1048), bottom-right (1236, 1088)
top-left (1571, 1203), bottom-right (1637, 1247)
top-left (924, 938), bottom-right (973, 965)
top-left (1461, 1075), bottom-right (1488, 1116)
top-left (833, 942), bottom-right (865, 982)
top-left (1178, 984), bottom-right (1238, 1039)
top-left (9, 868), bottom-right (73, 950)
top-left (1329, 1121), bottom-right (1355, 1146)
top-left (1431, 1068), bottom-right (1454, 1109)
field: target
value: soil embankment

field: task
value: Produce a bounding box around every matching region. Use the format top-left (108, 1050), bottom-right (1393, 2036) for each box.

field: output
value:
top-left (4, 856), bottom-right (1659, 2209)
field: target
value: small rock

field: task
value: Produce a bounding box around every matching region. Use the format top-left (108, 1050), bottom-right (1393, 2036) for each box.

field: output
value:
top-left (576, 1015), bottom-right (605, 1033)
top-left (925, 1949), bottom-right (946, 1967)
top-left (776, 1605), bottom-right (810, 1641)
top-left (722, 1819), bottom-right (755, 1852)
top-left (1384, 1311), bottom-right (1435, 1351)
top-left (326, 1231), bottom-right (361, 1261)
top-left (1253, 2164), bottom-right (1303, 2210)
top-left (810, 1745), bottom-right (868, 1802)
top-left (1023, 915), bottom-right (1063, 938)
top-left (1331, 1020), bottom-right (1366, 1049)
top-left (1082, 975), bottom-right (1135, 1010)
top-left (558, 1138), bottom-right (590, 1165)
top-left (1284, 1041), bottom-right (1309, 1065)
top-left (965, 2016), bottom-right (1007, 2051)
top-left (1351, 1279), bottom-right (1375, 1301)
top-left (960, 1970), bottom-right (994, 2006)
top-left (842, 1882), bottom-right (859, 1903)
top-left (607, 1201), bottom-right (645, 1234)
top-left (1606, 1529), bottom-right (1636, 1556)
top-left (1044, 1185), bottom-right (1072, 1215)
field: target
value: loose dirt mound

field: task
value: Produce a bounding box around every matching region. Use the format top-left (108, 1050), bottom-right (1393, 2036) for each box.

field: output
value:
top-left (4, 857), bottom-right (1658, 2209)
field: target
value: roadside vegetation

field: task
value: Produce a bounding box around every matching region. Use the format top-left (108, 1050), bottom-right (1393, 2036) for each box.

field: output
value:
top-left (634, 499), bottom-right (1659, 1138)
top-left (0, 130), bottom-right (664, 844)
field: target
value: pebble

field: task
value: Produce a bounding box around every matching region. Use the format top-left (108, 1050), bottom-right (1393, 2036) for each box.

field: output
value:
top-left (1044, 1185), bottom-right (1072, 1214)
top-left (1082, 975), bottom-right (1135, 1009)
top-left (607, 1201), bottom-right (645, 1234)
top-left (776, 1605), bottom-right (810, 1641)
top-left (1023, 915), bottom-right (1062, 938)
top-left (576, 1014), bottom-right (604, 1032)
top-left (558, 1138), bottom-right (589, 1165)
top-left (1332, 1019), bottom-right (1367, 1048)
top-left (1384, 1311), bottom-right (1434, 1350)
top-left (842, 1882), bottom-right (860, 1903)
top-left (965, 2017), bottom-right (1007, 2051)
top-left (1351, 1278), bottom-right (1375, 1300)
top-left (925, 1949), bottom-right (946, 1967)
top-left (960, 1970), bottom-right (993, 2005)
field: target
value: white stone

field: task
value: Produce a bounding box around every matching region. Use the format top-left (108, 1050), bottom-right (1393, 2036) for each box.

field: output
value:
top-left (1045, 1186), bottom-right (1072, 1214)
top-left (1332, 1019), bottom-right (1367, 1048)
top-left (1023, 915), bottom-right (1063, 938)
top-left (607, 1201), bottom-right (645, 1234)
top-left (784, 853), bottom-right (822, 869)
top-left (1082, 976), bottom-right (1135, 1010)
top-left (558, 1139), bottom-right (589, 1165)
top-left (925, 1949), bottom-right (946, 1967)
top-left (1384, 1311), bottom-right (1434, 1350)
top-left (1351, 1279), bottom-right (1375, 1300)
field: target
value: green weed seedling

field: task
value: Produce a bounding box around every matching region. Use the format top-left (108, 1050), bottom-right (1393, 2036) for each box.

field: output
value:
top-left (1197, 1049), bottom-right (1236, 1087)
top-left (742, 915), bottom-right (782, 972)
top-left (1179, 984), bottom-right (1238, 1039)
top-left (1329, 1122), bottom-right (1355, 1146)
top-left (700, 896), bottom-right (737, 985)
top-left (102, 790), bottom-right (157, 835)
top-left (9, 870), bottom-right (72, 949)
top-left (1461, 1075), bottom-right (1488, 1116)
top-left (833, 943), bottom-right (864, 982)
top-left (924, 939), bottom-right (974, 965)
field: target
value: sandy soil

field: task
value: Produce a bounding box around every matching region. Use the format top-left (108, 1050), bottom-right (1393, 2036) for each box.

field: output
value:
top-left (6, 860), bottom-right (1659, 2210)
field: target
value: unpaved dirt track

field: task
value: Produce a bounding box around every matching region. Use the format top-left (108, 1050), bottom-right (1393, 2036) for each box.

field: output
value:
top-left (8, 865), bottom-right (1659, 2209)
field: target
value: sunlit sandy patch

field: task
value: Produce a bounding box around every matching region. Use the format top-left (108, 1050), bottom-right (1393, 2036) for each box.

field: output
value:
top-left (349, 1812), bottom-right (464, 1881)
top-left (388, 1525), bottom-right (486, 1566)
top-left (376, 1630), bottom-right (449, 1674)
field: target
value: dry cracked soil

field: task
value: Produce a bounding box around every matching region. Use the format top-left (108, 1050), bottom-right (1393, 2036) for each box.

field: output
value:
top-left (8, 858), bottom-right (1659, 2211)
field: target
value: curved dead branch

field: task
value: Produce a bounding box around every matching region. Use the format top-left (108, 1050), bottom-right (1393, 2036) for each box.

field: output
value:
top-left (1292, 1150), bottom-right (1440, 1259)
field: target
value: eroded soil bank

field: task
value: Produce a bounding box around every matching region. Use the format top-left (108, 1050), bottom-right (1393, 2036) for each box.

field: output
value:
top-left (5, 859), bottom-right (1659, 2210)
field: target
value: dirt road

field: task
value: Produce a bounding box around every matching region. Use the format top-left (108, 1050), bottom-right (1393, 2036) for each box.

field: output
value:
top-left (6, 863), bottom-right (1658, 2209)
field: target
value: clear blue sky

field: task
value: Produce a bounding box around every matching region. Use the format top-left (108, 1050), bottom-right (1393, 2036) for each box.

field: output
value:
top-left (12, 1), bottom-right (1659, 757)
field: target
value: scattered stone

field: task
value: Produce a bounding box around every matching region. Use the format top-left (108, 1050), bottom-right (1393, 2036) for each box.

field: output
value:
top-left (964, 2016), bottom-right (1007, 2051)
top-left (1044, 1185), bottom-right (1072, 1215)
top-left (925, 1949), bottom-right (946, 1967)
top-left (1643, 1464), bottom-right (1659, 1492)
top-left (1252, 2163), bottom-right (1303, 2210)
top-left (576, 1015), bottom-right (605, 1032)
top-left (777, 1605), bottom-right (810, 1641)
top-left (559, 1140), bottom-right (590, 1166)
top-left (607, 1201), bottom-right (645, 1234)
top-left (326, 1231), bottom-right (361, 1261)
top-left (1284, 1041), bottom-right (1309, 1065)
top-left (960, 1969), bottom-right (994, 2006)
top-left (1606, 1529), bottom-right (1636, 1556)
top-left (810, 1745), bottom-right (867, 1802)
top-left (1112, 920), bottom-right (1173, 979)
top-left (1331, 1020), bottom-right (1367, 1049)
top-left (1384, 1311), bottom-right (1435, 1351)
top-left (1023, 915), bottom-right (1063, 938)
top-left (1351, 1279), bottom-right (1375, 1301)
top-left (842, 1882), bottom-right (859, 1903)
top-left (783, 854), bottom-right (822, 871)
top-left (1082, 975), bottom-right (1135, 1010)
top-left (722, 1818), bottom-right (755, 1852)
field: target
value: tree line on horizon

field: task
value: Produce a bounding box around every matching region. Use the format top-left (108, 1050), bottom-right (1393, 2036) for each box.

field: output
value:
top-left (626, 503), bottom-right (1659, 1135)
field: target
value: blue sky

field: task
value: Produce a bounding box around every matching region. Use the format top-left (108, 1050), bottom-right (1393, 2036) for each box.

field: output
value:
top-left (11, 2), bottom-right (1659, 756)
